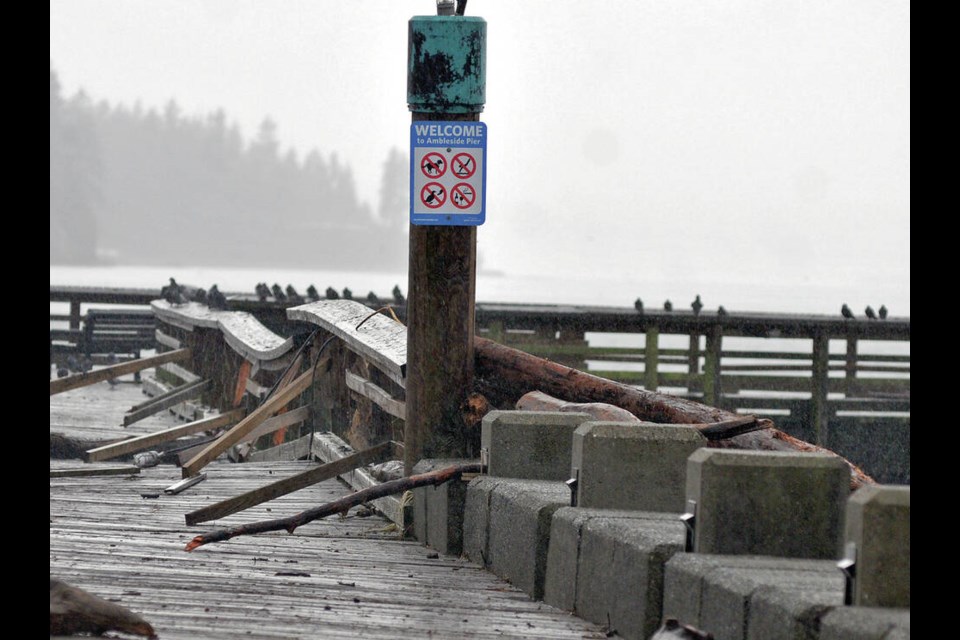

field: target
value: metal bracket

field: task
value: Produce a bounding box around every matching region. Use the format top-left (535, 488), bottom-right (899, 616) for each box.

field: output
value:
top-left (680, 499), bottom-right (697, 552)
top-left (566, 468), bottom-right (580, 507)
top-left (837, 541), bottom-right (857, 605)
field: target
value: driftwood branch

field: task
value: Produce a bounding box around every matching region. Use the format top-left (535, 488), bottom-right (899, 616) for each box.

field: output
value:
top-left (185, 462), bottom-right (481, 551)
top-left (475, 337), bottom-right (874, 490)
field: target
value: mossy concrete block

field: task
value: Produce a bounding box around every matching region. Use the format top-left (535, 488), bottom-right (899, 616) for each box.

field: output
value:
top-left (411, 458), bottom-right (473, 556)
top-left (575, 517), bottom-right (686, 640)
top-left (746, 583), bottom-right (844, 640)
top-left (486, 479), bottom-right (570, 599)
top-left (819, 607), bottom-right (910, 640)
top-left (543, 507), bottom-right (679, 614)
top-left (572, 422), bottom-right (706, 512)
top-left (844, 484), bottom-right (910, 608)
top-left (686, 449), bottom-right (849, 559)
top-left (480, 410), bottom-right (592, 481)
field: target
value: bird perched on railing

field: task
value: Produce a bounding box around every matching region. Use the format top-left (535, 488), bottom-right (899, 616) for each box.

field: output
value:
top-left (255, 282), bottom-right (270, 301)
top-left (841, 303), bottom-right (854, 319)
top-left (717, 305), bottom-right (727, 318)
top-left (271, 284), bottom-right (287, 302)
top-left (208, 284), bottom-right (228, 310)
top-left (691, 294), bottom-right (703, 316)
top-left (879, 304), bottom-right (888, 320)
top-left (306, 285), bottom-right (321, 301)
top-left (634, 298), bottom-right (644, 314)
top-left (285, 284), bottom-right (304, 304)
top-left (664, 300), bottom-right (673, 312)
top-left (325, 286), bottom-right (340, 300)
top-left (342, 287), bottom-right (353, 300)
top-left (392, 285), bottom-right (406, 306)
top-left (162, 277), bottom-right (187, 305)
top-left (190, 287), bottom-right (207, 304)
top-left (367, 291), bottom-right (381, 306)
top-left (864, 305), bottom-right (877, 320)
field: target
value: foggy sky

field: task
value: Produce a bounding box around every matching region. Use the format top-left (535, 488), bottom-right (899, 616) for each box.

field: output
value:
top-left (49, 1), bottom-right (909, 311)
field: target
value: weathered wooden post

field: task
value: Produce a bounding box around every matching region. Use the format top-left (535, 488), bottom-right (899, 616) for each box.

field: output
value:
top-left (811, 331), bottom-right (830, 445)
top-left (405, 2), bottom-right (487, 474)
top-left (644, 328), bottom-right (659, 391)
top-left (702, 325), bottom-right (723, 407)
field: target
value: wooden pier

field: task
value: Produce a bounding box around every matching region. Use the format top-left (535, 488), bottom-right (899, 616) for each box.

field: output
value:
top-left (50, 378), bottom-right (609, 639)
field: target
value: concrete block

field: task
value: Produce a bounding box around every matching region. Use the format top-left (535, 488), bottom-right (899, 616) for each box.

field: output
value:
top-left (572, 421), bottom-right (706, 512)
top-left (411, 458), bottom-right (473, 556)
top-left (663, 554), bottom-right (842, 634)
top-left (746, 583), bottom-right (844, 640)
top-left (486, 479), bottom-right (570, 599)
top-left (844, 484), bottom-right (910, 608)
top-left (576, 516), bottom-right (686, 640)
top-left (686, 449), bottom-right (849, 559)
top-left (819, 607), bottom-right (910, 640)
top-left (461, 475), bottom-right (510, 566)
top-left (480, 410), bottom-right (592, 480)
top-left (543, 507), bottom-right (680, 614)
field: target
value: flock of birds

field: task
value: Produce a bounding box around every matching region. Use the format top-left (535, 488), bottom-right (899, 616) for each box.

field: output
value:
top-left (633, 294), bottom-right (890, 320)
top-left (162, 277), bottom-right (407, 310)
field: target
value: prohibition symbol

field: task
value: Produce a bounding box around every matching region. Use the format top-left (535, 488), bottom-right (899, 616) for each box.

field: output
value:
top-left (451, 152), bottom-right (477, 179)
top-left (451, 182), bottom-right (476, 210)
top-left (420, 182), bottom-right (446, 209)
top-left (420, 152), bottom-right (447, 178)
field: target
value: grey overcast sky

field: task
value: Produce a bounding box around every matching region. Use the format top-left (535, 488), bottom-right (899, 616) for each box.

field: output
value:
top-left (50, 1), bottom-right (910, 311)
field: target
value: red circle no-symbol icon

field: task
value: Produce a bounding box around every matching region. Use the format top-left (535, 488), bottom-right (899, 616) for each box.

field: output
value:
top-left (451, 152), bottom-right (476, 179)
top-left (420, 152), bottom-right (447, 178)
top-left (420, 182), bottom-right (446, 209)
top-left (450, 182), bottom-right (476, 209)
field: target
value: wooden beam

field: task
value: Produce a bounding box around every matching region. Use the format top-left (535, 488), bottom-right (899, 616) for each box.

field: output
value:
top-left (811, 334), bottom-right (831, 446)
top-left (85, 409), bottom-right (244, 462)
top-left (644, 328), bottom-right (659, 391)
top-left (703, 326), bottom-right (723, 407)
top-left (312, 432), bottom-right (407, 528)
top-left (241, 405), bottom-right (310, 444)
top-left (184, 440), bottom-right (392, 525)
top-left (122, 379), bottom-right (211, 427)
top-left (50, 466), bottom-right (140, 478)
top-left (345, 371), bottom-right (405, 420)
top-left (50, 348), bottom-right (191, 395)
top-left (180, 369), bottom-right (313, 477)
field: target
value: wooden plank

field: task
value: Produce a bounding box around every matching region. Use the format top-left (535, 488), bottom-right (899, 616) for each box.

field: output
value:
top-left (50, 466), bottom-right (140, 478)
top-left (242, 405), bottom-right (311, 443)
top-left (50, 349), bottom-right (191, 395)
top-left (246, 433), bottom-right (314, 462)
top-left (122, 379), bottom-right (211, 427)
top-left (644, 328), bottom-right (659, 391)
top-left (703, 326), bottom-right (723, 407)
top-left (164, 473), bottom-right (207, 495)
top-left (287, 300), bottom-right (407, 387)
top-left (180, 369), bottom-right (314, 477)
top-left (312, 432), bottom-right (407, 528)
top-left (158, 362), bottom-right (201, 384)
top-left (155, 329), bottom-right (181, 350)
top-left (185, 441), bottom-right (393, 525)
top-left (345, 371), bottom-right (405, 420)
top-left (85, 410), bottom-right (244, 462)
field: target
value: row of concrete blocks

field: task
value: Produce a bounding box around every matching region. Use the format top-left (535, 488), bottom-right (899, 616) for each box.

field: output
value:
top-left (412, 411), bottom-right (910, 640)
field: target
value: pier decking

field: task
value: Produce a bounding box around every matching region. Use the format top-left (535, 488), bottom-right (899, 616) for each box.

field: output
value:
top-left (50, 380), bottom-right (609, 639)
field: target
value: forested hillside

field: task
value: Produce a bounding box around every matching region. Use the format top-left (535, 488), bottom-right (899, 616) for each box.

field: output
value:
top-left (50, 65), bottom-right (408, 270)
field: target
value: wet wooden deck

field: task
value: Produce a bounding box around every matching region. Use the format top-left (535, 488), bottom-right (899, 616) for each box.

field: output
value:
top-left (50, 379), bottom-right (608, 639)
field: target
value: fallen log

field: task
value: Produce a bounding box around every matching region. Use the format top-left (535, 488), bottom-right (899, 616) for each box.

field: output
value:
top-left (515, 390), bottom-right (766, 441)
top-left (185, 462), bottom-right (481, 551)
top-left (474, 337), bottom-right (874, 490)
